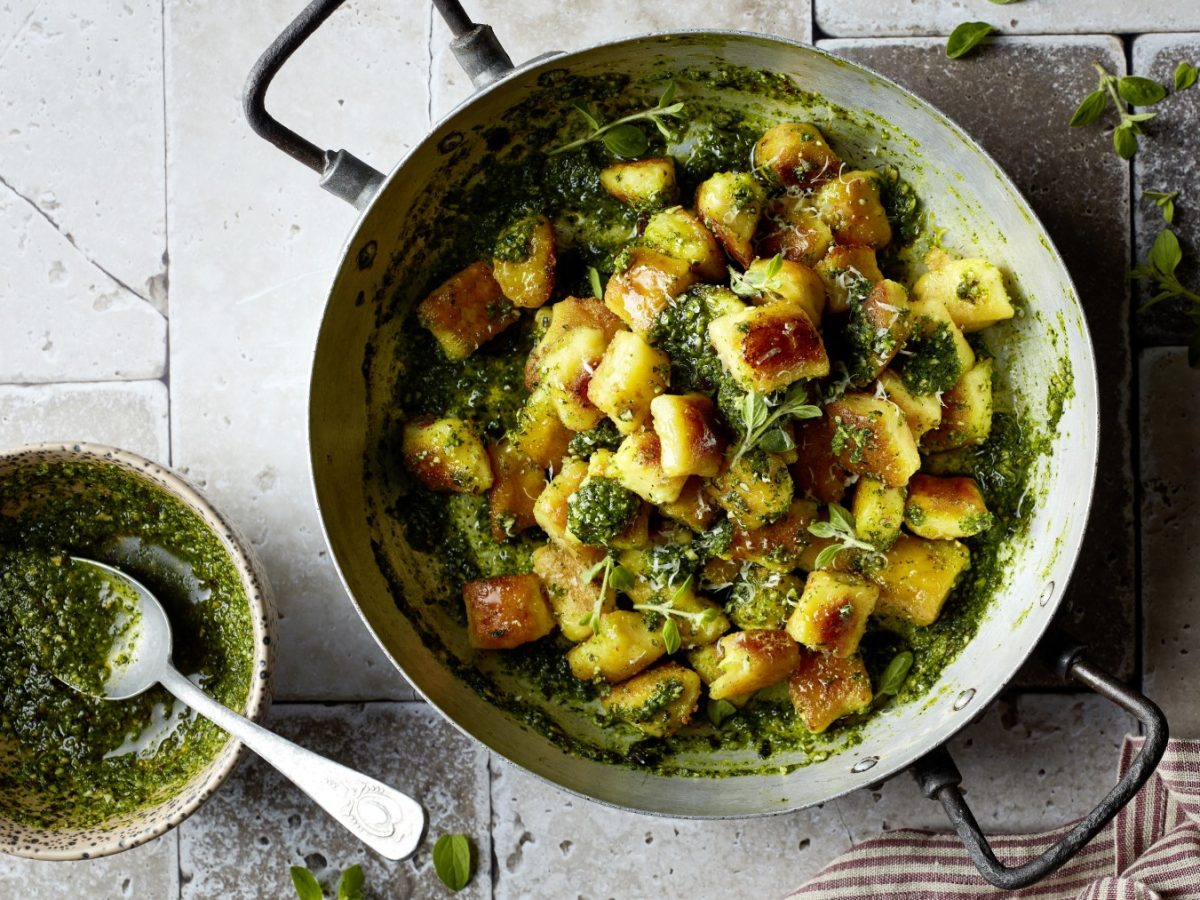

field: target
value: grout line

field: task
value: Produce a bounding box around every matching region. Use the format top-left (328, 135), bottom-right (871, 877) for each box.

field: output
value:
top-left (487, 753), bottom-right (497, 900)
top-left (426, 3), bottom-right (435, 128)
top-left (161, 0), bottom-right (174, 470)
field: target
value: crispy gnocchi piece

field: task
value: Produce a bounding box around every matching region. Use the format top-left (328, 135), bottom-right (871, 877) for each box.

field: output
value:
top-left (417, 261), bottom-right (518, 360)
top-left (567, 610), bottom-right (666, 682)
top-left (789, 650), bottom-right (874, 733)
top-left (852, 477), bottom-right (906, 550)
top-left (604, 247), bottom-right (698, 333)
top-left (921, 359), bottom-right (994, 452)
top-left (708, 630), bottom-right (801, 700)
top-left (587, 331), bottom-right (671, 435)
top-left (532, 543), bottom-right (614, 642)
top-left (610, 429), bottom-right (688, 505)
top-left (641, 207), bottom-right (727, 282)
top-left (463, 574), bottom-right (555, 650)
top-left (726, 567), bottom-right (805, 630)
top-left (492, 214), bottom-right (556, 309)
top-left (792, 416), bottom-right (852, 505)
top-left (526, 296), bottom-right (625, 389)
top-left (658, 476), bottom-right (720, 532)
top-left (872, 534), bottom-right (970, 626)
top-left (602, 663), bottom-right (702, 737)
top-left (650, 393), bottom-right (726, 478)
top-left (815, 245), bottom-right (884, 315)
top-left (753, 122), bottom-right (842, 188)
top-left (844, 279), bottom-right (913, 384)
top-left (756, 194), bottom-right (834, 266)
top-left (695, 171), bottom-right (767, 267)
top-left (904, 474), bottom-right (992, 539)
top-left (914, 258), bottom-right (1015, 332)
top-left (786, 571), bottom-right (878, 657)
top-left (708, 301), bottom-right (829, 393)
top-left (728, 498), bottom-right (819, 572)
top-left (876, 369), bottom-right (943, 439)
top-left (510, 382), bottom-right (573, 469)
top-left (743, 257), bottom-right (827, 326)
top-left (688, 644), bottom-right (753, 707)
top-left (532, 458), bottom-right (589, 545)
top-left (487, 439), bottom-right (546, 541)
top-left (814, 170), bottom-right (892, 248)
top-left (898, 296), bottom-right (976, 396)
top-left (825, 393), bottom-right (921, 487)
top-left (539, 326), bottom-right (609, 432)
top-left (600, 157), bottom-right (679, 208)
top-left (402, 417), bottom-right (493, 494)
top-left (710, 449), bottom-right (795, 529)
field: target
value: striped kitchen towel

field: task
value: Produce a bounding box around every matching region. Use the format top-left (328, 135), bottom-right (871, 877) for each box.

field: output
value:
top-left (791, 738), bottom-right (1200, 899)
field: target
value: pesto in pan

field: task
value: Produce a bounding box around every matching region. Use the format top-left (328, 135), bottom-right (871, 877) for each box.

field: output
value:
top-left (367, 68), bottom-right (1065, 775)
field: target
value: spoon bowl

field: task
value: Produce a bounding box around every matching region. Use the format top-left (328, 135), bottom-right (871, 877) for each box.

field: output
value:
top-left (65, 556), bottom-right (427, 861)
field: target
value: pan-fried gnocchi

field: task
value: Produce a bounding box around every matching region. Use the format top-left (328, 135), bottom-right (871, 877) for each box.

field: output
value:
top-left (402, 112), bottom-right (1020, 745)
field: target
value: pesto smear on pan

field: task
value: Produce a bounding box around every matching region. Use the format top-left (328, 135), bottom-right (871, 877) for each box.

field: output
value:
top-left (365, 65), bottom-right (1070, 776)
top-left (0, 460), bottom-right (254, 828)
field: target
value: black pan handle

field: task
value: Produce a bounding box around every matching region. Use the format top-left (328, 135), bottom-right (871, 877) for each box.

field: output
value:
top-left (911, 630), bottom-right (1168, 890)
top-left (243, 0), bottom-right (512, 209)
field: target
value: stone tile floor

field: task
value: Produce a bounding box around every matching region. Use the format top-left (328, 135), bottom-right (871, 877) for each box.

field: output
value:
top-left (2, 1), bottom-right (1197, 896)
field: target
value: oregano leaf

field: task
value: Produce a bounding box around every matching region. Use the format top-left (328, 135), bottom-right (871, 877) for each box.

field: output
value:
top-left (946, 22), bottom-right (994, 60)
top-left (603, 123), bottom-right (648, 159)
top-left (1176, 61), bottom-right (1199, 91)
top-left (807, 521), bottom-right (839, 540)
top-left (290, 867), bottom-right (324, 900)
top-left (878, 651), bottom-right (915, 696)
top-left (1069, 90), bottom-right (1109, 127)
top-left (758, 427), bottom-right (795, 453)
top-left (662, 617), bottom-right (681, 654)
top-left (587, 266), bottom-right (603, 299)
top-left (1117, 75), bottom-right (1168, 106)
top-left (572, 102), bottom-right (600, 132)
top-left (1113, 124), bottom-right (1138, 160)
top-left (659, 79), bottom-right (677, 106)
top-left (609, 564), bottom-right (635, 592)
top-left (814, 544), bottom-right (841, 570)
top-left (1149, 229), bottom-right (1183, 276)
top-left (828, 503), bottom-right (856, 535)
top-left (433, 834), bottom-right (473, 892)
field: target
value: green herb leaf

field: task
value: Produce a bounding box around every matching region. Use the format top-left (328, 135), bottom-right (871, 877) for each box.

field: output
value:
top-left (290, 866), bottom-right (324, 900)
top-left (659, 79), bottom-right (677, 107)
top-left (609, 564), bottom-right (635, 592)
top-left (945, 22), bottom-right (994, 59)
top-left (828, 503), bottom-right (856, 535)
top-left (707, 698), bottom-right (737, 727)
top-left (1149, 229), bottom-right (1183, 276)
top-left (433, 834), bottom-right (473, 892)
top-left (572, 102), bottom-right (601, 132)
top-left (1144, 190), bottom-right (1178, 224)
top-left (807, 521), bottom-right (839, 540)
top-left (582, 558), bottom-right (608, 582)
top-left (662, 617), bottom-right (681, 654)
top-left (813, 544), bottom-right (841, 570)
top-left (337, 865), bottom-right (365, 900)
top-left (603, 123), bottom-right (649, 159)
top-left (1118, 75), bottom-right (1168, 106)
top-left (1069, 89), bottom-right (1109, 127)
top-left (758, 427), bottom-right (795, 453)
top-left (587, 266), bottom-right (603, 299)
top-left (1113, 124), bottom-right (1138, 159)
top-left (878, 651), bottom-right (915, 696)
top-left (1176, 61), bottom-right (1199, 91)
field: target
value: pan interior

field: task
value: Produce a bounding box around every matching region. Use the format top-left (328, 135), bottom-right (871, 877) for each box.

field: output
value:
top-left (309, 34), bottom-right (1098, 816)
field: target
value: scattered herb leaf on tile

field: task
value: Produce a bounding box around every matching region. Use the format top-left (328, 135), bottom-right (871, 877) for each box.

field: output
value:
top-left (1133, 225), bottom-right (1200, 368)
top-left (337, 864), bottom-right (365, 900)
top-left (1144, 190), bottom-right (1179, 224)
top-left (290, 866), bottom-right (324, 900)
top-left (433, 834), bottom-right (473, 892)
top-left (1118, 75), bottom-right (1169, 106)
top-left (1176, 62), bottom-right (1199, 91)
top-left (1069, 63), bottom-right (1169, 158)
top-left (945, 22), bottom-right (995, 59)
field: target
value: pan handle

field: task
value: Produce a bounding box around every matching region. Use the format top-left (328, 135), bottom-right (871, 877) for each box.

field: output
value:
top-left (243, 0), bottom-right (512, 209)
top-left (911, 630), bottom-right (1168, 890)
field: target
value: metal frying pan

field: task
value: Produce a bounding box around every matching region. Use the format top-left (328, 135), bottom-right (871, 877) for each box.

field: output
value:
top-left (244, 1), bottom-right (1167, 888)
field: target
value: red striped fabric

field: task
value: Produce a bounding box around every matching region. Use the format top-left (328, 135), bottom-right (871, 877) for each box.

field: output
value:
top-left (790, 738), bottom-right (1200, 900)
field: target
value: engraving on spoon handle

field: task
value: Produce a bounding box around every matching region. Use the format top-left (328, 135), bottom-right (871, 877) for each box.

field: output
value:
top-left (159, 666), bottom-right (425, 859)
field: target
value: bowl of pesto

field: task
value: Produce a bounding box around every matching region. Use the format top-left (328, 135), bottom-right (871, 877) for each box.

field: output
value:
top-left (0, 443), bottom-right (274, 860)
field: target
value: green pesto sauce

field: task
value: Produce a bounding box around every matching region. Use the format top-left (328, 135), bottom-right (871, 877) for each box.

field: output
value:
top-left (0, 461), bottom-right (253, 829)
top-left (368, 65), bottom-right (1064, 777)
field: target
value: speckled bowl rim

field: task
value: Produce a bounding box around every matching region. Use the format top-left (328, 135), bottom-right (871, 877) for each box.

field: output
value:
top-left (0, 442), bottom-right (277, 861)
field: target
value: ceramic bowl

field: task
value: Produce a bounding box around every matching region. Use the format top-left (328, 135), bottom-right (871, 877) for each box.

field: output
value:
top-left (0, 442), bottom-right (276, 861)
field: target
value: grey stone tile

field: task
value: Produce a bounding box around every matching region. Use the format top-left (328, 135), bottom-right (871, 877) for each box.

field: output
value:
top-left (0, 381), bottom-right (169, 462)
top-left (1140, 348), bottom-right (1200, 736)
top-left (815, 0), bottom-right (1200, 38)
top-left (820, 36), bottom-right (1135, 683)
top-left (836, 694), bottom-right (1137, 840)
top-left (165, 0), bottom-right (428, 701)
top-left (490, 761), bottom-right (851, 899)
top-left (1132, 34), bottom-right (1200, 347)
top-left (179, 702), bottom-right (490, 899)
top-left (431, 0), bottom-right (814, 119)
top-left (0, 832), bottom-right (179, 900)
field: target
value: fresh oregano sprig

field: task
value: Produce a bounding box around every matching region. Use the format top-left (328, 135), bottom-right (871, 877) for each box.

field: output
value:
top-left (729, 253), bottom-right (785, 299)
top-left (579, 555), bottom-right (635, 630)
top-left (1132, 226), bottom-right (1200, 368)
top-left (1144, 189), bottom-right (1179, 224)
top-left (633, 576), bottom-right (721, 654)
top-left (550, 81), bottom-right (684, 158)
top-left (730, 383), bottom-right (822, 466)
top-left (433, 834), bottom-right (473, 892)
top-left (290, 863), bottom-right (365, 900)
top-left (807, 503), bottom-right (885, 570)
top-left (1069, 63), bottom-right (1169, 159)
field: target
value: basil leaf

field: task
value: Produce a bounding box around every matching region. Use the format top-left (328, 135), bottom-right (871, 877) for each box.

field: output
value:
top-left (662, 617), bottom-right (681, 654)
top-left (610, 564), bottom-right (635, 592)
top-left (758, 427), bottom-right (795, 453)
top-left (878, 651), bottom-right (915, 696)
top-left (587, 266), bottom-right (603, 299)
top-left (290, 867), bottom-right (323, 900)
top-left (707, 698), bottom-right (737, 727)
top-left (433, 834), bottom-right (473, 892)
top-left (1113, 124), bottom-right (1138, 160)
top-left (1149, 229), bottom-right (1183, 276)
top-left (814, 544), bottom-right (841, 570)
top-left (1176, 61), bottom-right (1199, 92)
top-left (1117, 75), bottom-right (1168, 106)
top-left (337, 865), bottom-right (365, 900)
top-left (1069, 90), bottom-right (1108, 127)
top-left (945, 22), bottom-right (994, 60)
top-left (603, 123), bottom-right (648, 159)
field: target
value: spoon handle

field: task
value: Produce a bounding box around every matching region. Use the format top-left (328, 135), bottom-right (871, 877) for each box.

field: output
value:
top-left (159, 666), bottom-right (425, 860)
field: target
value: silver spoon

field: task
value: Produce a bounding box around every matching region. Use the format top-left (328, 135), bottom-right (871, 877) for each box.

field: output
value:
top-left (64, 557), bottom-right (426, 860)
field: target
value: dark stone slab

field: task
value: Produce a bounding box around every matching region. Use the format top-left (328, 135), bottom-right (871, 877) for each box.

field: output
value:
top-left (819, 36), bottom-right (1135, 684)
top-left (1132, 35), bottom-right (1200, 348)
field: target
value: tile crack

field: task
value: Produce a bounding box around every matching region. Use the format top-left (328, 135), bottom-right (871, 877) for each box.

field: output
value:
top-left (0, 172), bottom-right (164, 320)
top-left (0, 0), bottom-right (42, 68)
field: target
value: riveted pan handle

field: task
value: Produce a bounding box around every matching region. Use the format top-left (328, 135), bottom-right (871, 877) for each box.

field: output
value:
top-left (911, 630), bottom-right (1168, 890)
top-left (243, 0), bottom-right (513, 208)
